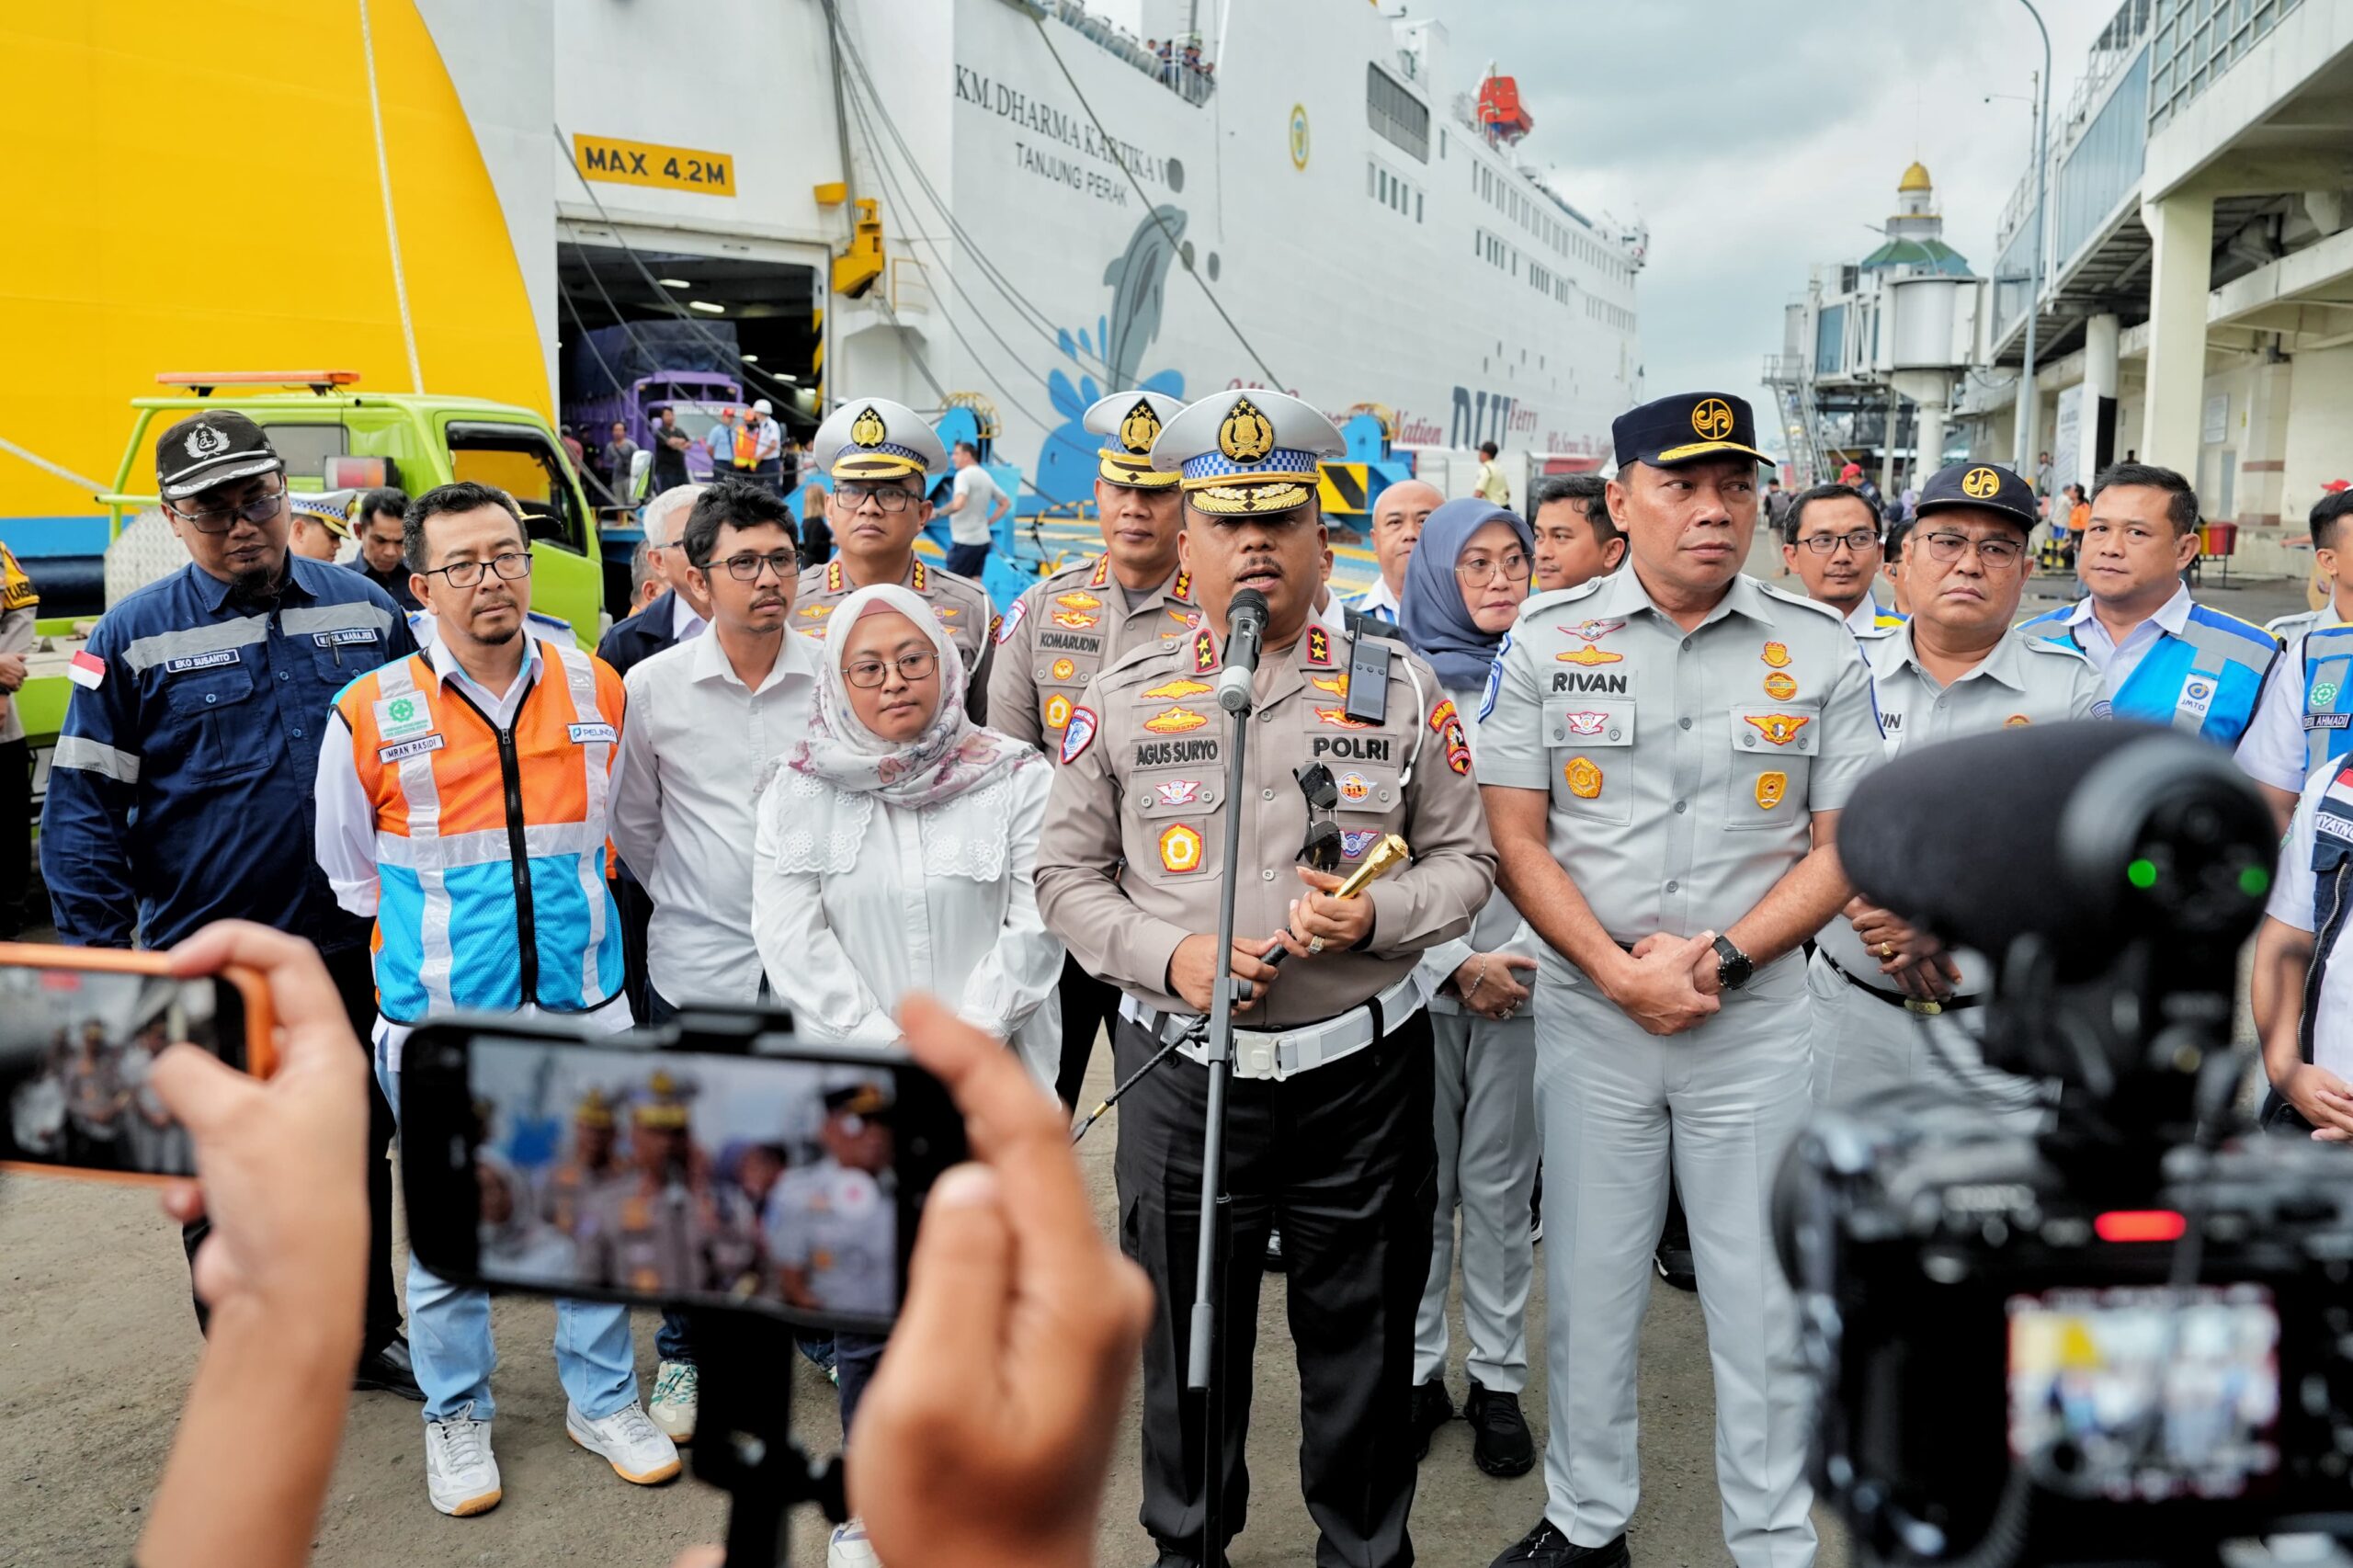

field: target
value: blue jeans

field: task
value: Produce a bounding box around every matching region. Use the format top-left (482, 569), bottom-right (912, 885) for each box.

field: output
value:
top-left (378, 1050), bottom-right (640, 1425)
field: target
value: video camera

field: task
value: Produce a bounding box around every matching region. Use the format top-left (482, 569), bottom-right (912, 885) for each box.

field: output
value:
top-left (1774, 722), bottom-right (2353, 1568)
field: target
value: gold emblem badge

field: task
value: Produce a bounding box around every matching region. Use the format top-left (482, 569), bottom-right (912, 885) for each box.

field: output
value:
top-left (1217, 397), bottom-right (1275, 463)
top-left (2005, 713), bottom-right (2032, 727)
top-left (1760, 642), bottom-right (1791, 668)
top-left (849, 405), bottom-right (888, 449)
top-left (1565, 756), bottom-right (1603, 800)
top-left (1158, 824), bottom-right (1205, 874)
top-left (1051, 657), bottom-right (1077, 681)
top-left (1755, 770), bottom-right (1788, 810)
top-left (1055, 591), bottom-right (1102, 610)
top-left (1119, 398), bottom-right (1162, 454)
top-left (1143, 705), bottom-right (1210, 734)
top-left (1043, 693), bottom-right (1073, 731)
top-left (1051, 610), bottom-right (1100, 629)
top-left (1961, 466), bottom-right (2002, 499)
top-left (1763, 671), bottom-right (1798, 700)
top-left (1744, 712), bottom-right (1812, 746)
top-left (1309, 672), bottom-right (1348, 697)
top-left (1314, 706), bottom-right (1376, 730)
top-left (1691, 398), bottom-right (1734, 440)
top-left (1142, 676), bottom-right (1214, 701)
top-left (1556, 619), bottom-right (1628, 665)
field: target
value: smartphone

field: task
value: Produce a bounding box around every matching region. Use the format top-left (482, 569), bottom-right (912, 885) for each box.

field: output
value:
top-left (0, 942), bottom-right (272, 1183)
top-left (398, 1008), bottom-right (966, 1335)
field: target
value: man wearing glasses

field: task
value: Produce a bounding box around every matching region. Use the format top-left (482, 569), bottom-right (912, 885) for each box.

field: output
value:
top-left (40, 408), bottom-right (422, 1396)
top-left (791, 397), bottom-right (995, 720)
top-left (1805, 460), bottom-right (2103, 1118)
top-left (1778, 481), bottom-right (1904, 634)
top-left (314, 480), bottom-right (675, 1517)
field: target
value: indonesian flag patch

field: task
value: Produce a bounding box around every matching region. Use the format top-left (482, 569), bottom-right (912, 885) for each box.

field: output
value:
top-left (67, 650), bottom-right (106, 689)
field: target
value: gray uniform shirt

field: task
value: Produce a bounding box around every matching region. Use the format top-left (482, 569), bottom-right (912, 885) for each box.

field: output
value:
top-left (1476, 569), bottom-right (1879, 985)
top-left (1815, 621), bottom-right (2103, 996)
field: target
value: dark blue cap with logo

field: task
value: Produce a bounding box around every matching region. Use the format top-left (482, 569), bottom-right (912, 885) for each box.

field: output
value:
top-left (1914, 460), bottom-right (2039, 533)
top-left (1611, 392), bottom-right (1776, 471)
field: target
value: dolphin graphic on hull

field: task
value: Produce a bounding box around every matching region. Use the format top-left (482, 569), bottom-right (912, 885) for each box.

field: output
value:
top-left (1102, 206), bottom-right (1186, 388)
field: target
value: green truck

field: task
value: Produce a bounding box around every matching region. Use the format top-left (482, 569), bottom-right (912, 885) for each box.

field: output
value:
top-left (14, 372), bottom-right (611, 818)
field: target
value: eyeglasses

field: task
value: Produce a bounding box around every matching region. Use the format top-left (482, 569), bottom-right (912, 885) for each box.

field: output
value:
top-left (1796, 529), bottom-right (1881, 555)
top-left (845, 650), bottom-right (938, 687)
top-left (170, 481), bottom-right (287, 533)
top-left (711, 550), bottom-right (799, 583)
top-left (423, 551), bottom-right (533, 588)
top-left (1916, 530), bottom-right (2025, 569)
top-left (1455, 551), bottom-right (1532, 584)
top-left (833, 483), bottom-right (918, 513)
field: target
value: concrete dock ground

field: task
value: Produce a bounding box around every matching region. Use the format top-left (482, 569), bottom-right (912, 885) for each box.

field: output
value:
top-left (0, 566), bottom-right (2312, 1568)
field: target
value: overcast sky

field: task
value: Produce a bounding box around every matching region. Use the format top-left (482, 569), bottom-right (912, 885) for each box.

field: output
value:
top-left (1415, 0), bottom-right (2116, 440)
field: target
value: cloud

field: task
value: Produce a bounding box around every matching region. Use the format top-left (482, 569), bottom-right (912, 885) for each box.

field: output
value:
top-left (1415, 0), bottom-right (2113, 450)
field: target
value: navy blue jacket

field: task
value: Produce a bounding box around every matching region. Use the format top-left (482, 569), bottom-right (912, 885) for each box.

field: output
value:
top-left (596, 589), bottom-right (684, 678)
top-left (40, 559), bottom-right (416, 950)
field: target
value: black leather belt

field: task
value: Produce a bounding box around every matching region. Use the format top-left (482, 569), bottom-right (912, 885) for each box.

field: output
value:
top-left (1833, 963), bottom-right (1983, 1016)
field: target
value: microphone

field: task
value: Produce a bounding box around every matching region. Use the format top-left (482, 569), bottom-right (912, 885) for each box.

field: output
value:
top-left (1214, 588), bottom-right (1269, 714)
top-left (1839, 721), bottom-right (2271, 983)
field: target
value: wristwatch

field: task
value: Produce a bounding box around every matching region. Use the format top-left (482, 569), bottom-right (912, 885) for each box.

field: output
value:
top-left (1711, 935), bottom-right (1755, 992)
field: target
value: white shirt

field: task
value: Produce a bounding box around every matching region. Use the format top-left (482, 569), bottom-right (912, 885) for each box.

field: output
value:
top-left (948, 465), bottom-right (1006, 546)
top-left (670, 592), bottom-right (709, 642)
top-left (2267, 758), bottom-right (2353, 1080)
top-left (2057, 583), bottom-right (2192, 696)
top-left (1351, 575), bottom-right (1403, 620)
top-left (609, 630), bottom-right (819, 1005)
top-left (750, 415), bottom-right (782, 463)
top-left (752, 760), bottom-right (1063, 1085)
top-left (1843, 597), bottom-right (1894, 637)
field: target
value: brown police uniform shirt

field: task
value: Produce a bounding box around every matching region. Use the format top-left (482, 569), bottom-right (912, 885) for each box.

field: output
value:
top-left (1035, 619), bottom-right (1496, 1028)
top-left (986, 553), bottom-right (1196, 752)
top-left (793, 554), bottom-right (996, 720)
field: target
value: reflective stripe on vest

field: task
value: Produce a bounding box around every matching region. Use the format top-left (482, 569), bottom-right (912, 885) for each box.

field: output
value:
top-left (336, 638), bottom-right (623, 1020)
top-left (2299, 625), bottom-right (2353, 776)
top-left (2106, 616), bottom-right (2270, 747)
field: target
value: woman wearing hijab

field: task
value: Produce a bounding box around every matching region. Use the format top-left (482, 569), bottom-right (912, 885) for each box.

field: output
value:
top-left (1394, 497), bottom-right (1543, 1479)
top-left (751, 583), bottom-right (1062, 1565)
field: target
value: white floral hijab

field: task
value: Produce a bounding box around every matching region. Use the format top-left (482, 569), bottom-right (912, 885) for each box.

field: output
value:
top-left (769, 584), bottom-right (1037, 880)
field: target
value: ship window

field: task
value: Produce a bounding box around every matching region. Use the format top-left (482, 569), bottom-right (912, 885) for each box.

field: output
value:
top-left (1369, 162), bottom-right (1376, 197)
top-left (1366, 63), bottom-right (1429, 163)
top-left (1416, 192), bottom-right (1424, 223)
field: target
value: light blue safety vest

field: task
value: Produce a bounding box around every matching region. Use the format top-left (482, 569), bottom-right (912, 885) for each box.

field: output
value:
top-left (2018, 600), bottom-right (2275, 747)
top-left (2287, 623), bottom-right (2353, 776)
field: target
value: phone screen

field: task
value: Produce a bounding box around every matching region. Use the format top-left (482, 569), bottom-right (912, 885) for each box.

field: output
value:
top-left (0, 968), bottom-right (239, 1177)
top-left (2006, 1283), bottom-right (2282, 1500)
top-left (439, 1033), bottom-right (952, 1326)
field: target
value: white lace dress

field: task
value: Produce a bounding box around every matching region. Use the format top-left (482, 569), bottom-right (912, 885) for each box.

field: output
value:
top-left (751, 761), bottom-right (1063, 1086)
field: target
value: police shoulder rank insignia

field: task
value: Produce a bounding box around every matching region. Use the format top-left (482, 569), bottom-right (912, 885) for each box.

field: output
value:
top-left (1089, 554), bottom-right (1111, 588)
top-left (1043, 693), bottom-right (1073, 732)
top-left (1143, 705), bottom-right (1209, 734)
top-left (1763, 671), bottom-right (1798, 701)
top-left (989, 614), bottom-right (1002, 642)
top-left (1755, 770), bottom-right (1788, 810)
top-left (1172, 570), bottom-right (1193, 603)
top-left (1556, 619), bottom-right (1626, 665)
top-left (1142, 676), bottom-right (1213, 700)
top-left (825, 559), bottom-right (846, 595)
top-left (1565, 756), bottom-right (1602, 799)
top-left (911, 559), bottom-right (929, 592)
top-left (1158, 823), bottom-right (1205, 873)
top-left (1744, 712), bottom-right (1811, 746)
top-left (1060, 705), bottom-right (1098, 765)
top-left (1306, 626), bottom-right (1333, 666)
top-left (1192, 627), bottom-right (1218, 675)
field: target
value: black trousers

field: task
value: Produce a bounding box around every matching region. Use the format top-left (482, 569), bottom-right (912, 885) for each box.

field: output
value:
top-left (0, 736), bottom-right (28, 936)
top-left (1054, 952), bottom-right (1122, 1108)
top-left (183, 943), bottom-right (402, 1352)
top-left (1112, 1008), bottom-right (1437, 1568)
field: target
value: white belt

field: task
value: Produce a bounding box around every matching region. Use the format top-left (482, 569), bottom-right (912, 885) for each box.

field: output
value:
top-left (1118, 971), bottom-right (1428, 1082)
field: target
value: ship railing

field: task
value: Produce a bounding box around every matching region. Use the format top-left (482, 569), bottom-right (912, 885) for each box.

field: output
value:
top-left (1038, 0), bottom-right (1216, 102)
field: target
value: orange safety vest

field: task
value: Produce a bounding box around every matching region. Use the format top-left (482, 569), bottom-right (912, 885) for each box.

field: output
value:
top-left (335, 636), bottom-right (626, 1021)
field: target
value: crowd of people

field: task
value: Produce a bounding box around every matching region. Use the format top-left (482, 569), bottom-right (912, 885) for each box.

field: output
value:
top-left (9, 370), bottom-right (2353, 1568)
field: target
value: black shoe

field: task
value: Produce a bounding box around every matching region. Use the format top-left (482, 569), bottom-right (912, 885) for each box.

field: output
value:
top-left (1143, 1548), bottom-right (1228, 1568)
top-left (1263, 1227), bottom-right (1287, 1273)
top-left (1490, 1520), bottom-right (1629, 1568)
top-left (1410, 1377), bottom-right (1455, 1459)
top-left (1529, 1164), bottom-right (1544, 1244)
top-left (354, 1334), bottom-right (425, 1401)
top-left (1465, 1380), bottom-right (1536, 1477)
top-left (1653, 1244), bottom-right (1697, 1292)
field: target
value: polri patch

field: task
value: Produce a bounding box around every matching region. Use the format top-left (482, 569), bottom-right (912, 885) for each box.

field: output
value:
top-left (1061, 705), bottom-right (1099, 765)
top-left (995, 598), bottom-right (1027, 644)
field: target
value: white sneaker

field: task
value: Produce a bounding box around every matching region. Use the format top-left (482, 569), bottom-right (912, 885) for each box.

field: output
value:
top-left (424, 1409), bottom-right (502, 1517)
top-left (648, 1359), bottom-right (698, 1444)
top-left (827, 1518), bottom-right (883, 1568)
top-left (566, 1399), bottom-right (682, 1485)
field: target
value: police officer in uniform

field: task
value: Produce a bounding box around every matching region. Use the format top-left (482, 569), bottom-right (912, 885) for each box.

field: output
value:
top-left (2236, 487), bottom-right (2353, 826)
top-left (579, 1082), bottom-right (756, 1296)
top-left (1477, 392), bottom-right (1880, 1568)
top-left (793, 397), bottom-right (995, 719)
top-left (990, 391), bottom-right (1198, 1107)
top-left (1806, 460), bottom-right (2102, 1117)
top-left (1035, 388), bottom-right (1495, 1568)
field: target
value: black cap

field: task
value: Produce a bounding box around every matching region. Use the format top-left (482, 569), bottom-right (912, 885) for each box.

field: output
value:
top-left (156, 410), bottom-right (284, 502)
top-left (1611, 392), bottom-right (1775, 471)
top-left (823, 1082), bottom-right (892, 1119)
top-left (1914, 460), bottom-right (2038, 533)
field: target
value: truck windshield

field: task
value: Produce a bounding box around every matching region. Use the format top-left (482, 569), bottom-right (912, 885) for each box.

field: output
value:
top-left (446, 424), bottom-right (585, 556)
